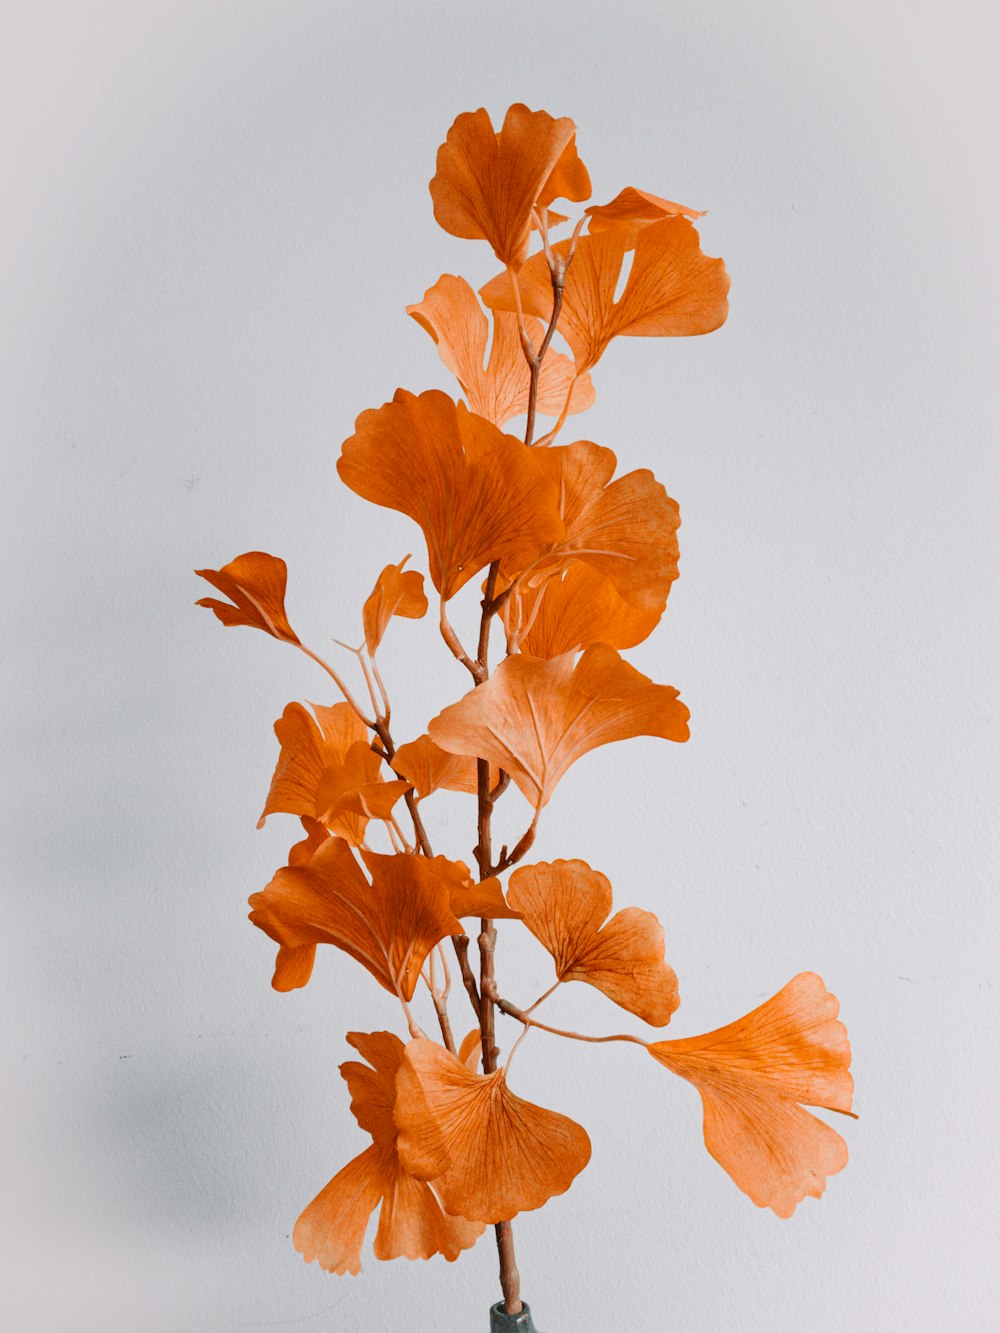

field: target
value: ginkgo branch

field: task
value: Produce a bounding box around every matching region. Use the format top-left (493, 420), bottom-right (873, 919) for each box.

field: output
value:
top-left (424, 947), bottom-right (457, 1055)
top-left (490, 991), bottom-right (649, 1050)
top-left (296, 642), bottom-right (374, 727)
top-left (440, 597), bottom-right (484, 682)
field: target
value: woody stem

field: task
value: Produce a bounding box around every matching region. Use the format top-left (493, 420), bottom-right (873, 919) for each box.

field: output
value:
top-left (476, 255), bottom-right (569, 1317)
top-left (371, 718), bottom-right (480, 1019)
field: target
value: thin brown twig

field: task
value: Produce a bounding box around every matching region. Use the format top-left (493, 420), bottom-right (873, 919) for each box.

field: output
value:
top-left (296, 643), bottom-right (374, 725)
top-left (491, 990), bottom-right (649, 1049)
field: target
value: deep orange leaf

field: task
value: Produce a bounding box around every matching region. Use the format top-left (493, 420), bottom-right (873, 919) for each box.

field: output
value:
top-left (428, 644), bottom-right (690, 809)
top-left (448, 875), bottom-right (521, 922)
top-left (362, 558), bottom-right (427, 656)
top-left (429, 104), bottom-right (579, 269)
top-left (501, 562), bottom-right (664, 658)
top-left (507, 860), bottom-right (679, 1025)
top-left (394, 1039), bottom-right (591, 1222)
top-left (258, 702), bottom-right (366, 826)
top-left (337, 389), bottom-right (564, 599)
top-left (649, 973), bottom-right (854, 1217)
top-left (407, 275), bottom-right (595, 429)
top-left (585, 186), bottom-right (705, 245)
top-left (248, 840), bottom-right (464, 999)
top-left (537, 134), bottom-right (591, 212)
top-left (258, 703), bottom-right (399, 847)
top-left (294, 1032), bottom-right (483, 1273)
top-left (457, 1029), bottom-right (482, 1072)
top-left (391, 734), bottom-right (481, 799)
top-left (390, 734), bottom-right (504, 808)
top-left (314, 739), bottom-right (410, 835)
top-left (511, 440), bottom-right (680, 611)
top-left (481, 216), bottom-right (730, 371)
top-left (195, 550), bottom-right (300, 643)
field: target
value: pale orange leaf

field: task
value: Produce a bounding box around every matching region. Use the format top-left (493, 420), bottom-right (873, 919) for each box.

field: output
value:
top-left (407, 275), bottom-right (595, 429)
top-left (649, 973), bottom-right (855, 1217)
top-left (427, 644), bottom-right (690, 809)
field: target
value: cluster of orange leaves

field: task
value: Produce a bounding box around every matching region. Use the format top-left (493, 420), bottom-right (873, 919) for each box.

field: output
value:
top-left (197, 104), bottom-right (854, 1279)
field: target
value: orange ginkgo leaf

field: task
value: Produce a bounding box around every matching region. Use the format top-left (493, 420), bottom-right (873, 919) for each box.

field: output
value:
top-left (362, 557), bottom-right (428, 656)
top-left (337, 389), bottom-right (564, 599)
top-left (513, 440), bottom-right (681, 612)
top-left (394, 1038), bottom-right (591, 1223)
top-left (537, 134), bottom-right (591, 214)
top-left (585, 186), bottom-right (706, 245)
top-left (407, 276), bottom-right (595, 429)
top-left (481, 215), bottom-right (730, 372)
top-left (254, 819), bottom-right (332, 990)
top-left (507, 859), bottom-right (679, 1025)
top-left (448, 874), bottom-right (522, 922)
top-left (648, 972), bottom-right (855, 1217)
top-left (314, 740), bottom-right (411, 835)
top-left (258, 702), bottom-right (366, 827)
top-left (248, 839), bottom-right (464, 998)
top-left (390, 734), bottom-right (505, 804)
top-left (429, 104), bottom-right (580, 270)
top-left (391, 734), bottom-right (480, 799)
top-left (457, 1029), bottom-right (482, 1072)
top-left (428, 644), bottom-right (690, 810)
top-left (501, 563), bottom-right (664, 658)
top-left (257, 702), bottom-right (402, 847)
top-left (294, 1031), bottom-right (483, 1274)
top-left (195, 550), bottom-right (300, 643)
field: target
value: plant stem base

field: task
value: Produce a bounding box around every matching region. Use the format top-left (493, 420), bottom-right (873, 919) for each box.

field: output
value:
top-left (490, 1301), bottom-right (541, 1331)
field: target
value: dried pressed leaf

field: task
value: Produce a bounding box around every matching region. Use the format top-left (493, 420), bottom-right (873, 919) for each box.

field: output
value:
top-left (362, 558), bottom-right (428, 655)
top-left (294, 1032), bottom-right (483, 1273)
top-left (428, 644), bottom-right (690, 809)
top-left (337, 389), bottom-right (564, 599)
top-left (481, 216), bottom-right (730, 371)
top-left (501, 562), bottom-right (664, 658)
top-left (195, 550), bottom-right (300, 643)
top-left (248, 840), bottom-right (464, 999)
top-left (394, 1039), bottom-right (591, 1222)
top-left (407, 275), bottom-right (594, 429)
top-left (649, 973), bottom-right (854, 1217)
top-left (429, 104), bottom-right (580, 269)
top-left (507, 859), bottom-right (679, 1025)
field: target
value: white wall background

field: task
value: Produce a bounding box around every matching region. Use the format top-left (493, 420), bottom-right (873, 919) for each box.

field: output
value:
top-left (3, 2), bottom-right (998, 1329)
